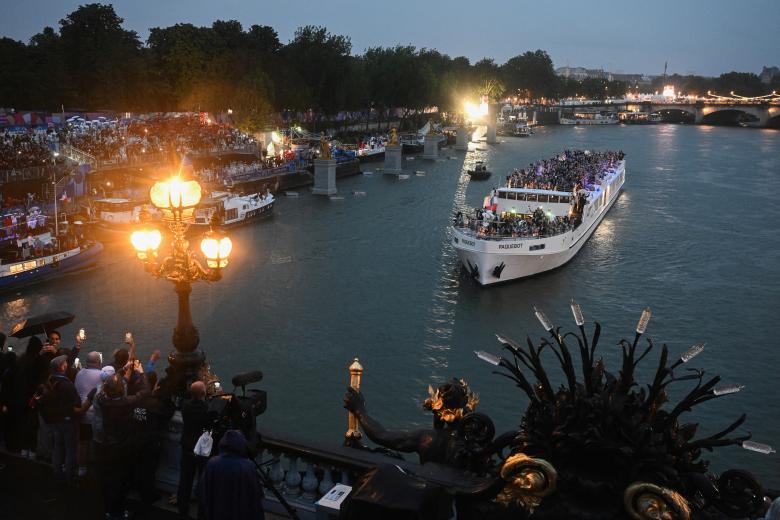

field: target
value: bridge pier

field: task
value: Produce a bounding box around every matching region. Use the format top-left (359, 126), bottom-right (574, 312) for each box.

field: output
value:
top-left (422, 133), bottom-right (440, 160)
top-left (312, 158), bottom-right (337, 195)
top-left (455, 126), bottom-right (469, 151)
top-left (383, 143), bottom-right (402, 173)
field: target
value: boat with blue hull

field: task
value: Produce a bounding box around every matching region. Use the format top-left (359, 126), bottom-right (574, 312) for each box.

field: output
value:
top-left (0, 242), bottom-right (104, 292)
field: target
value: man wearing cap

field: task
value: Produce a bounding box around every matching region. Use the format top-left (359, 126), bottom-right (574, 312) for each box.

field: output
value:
top-left (39, 354), bottom-right (82, 487)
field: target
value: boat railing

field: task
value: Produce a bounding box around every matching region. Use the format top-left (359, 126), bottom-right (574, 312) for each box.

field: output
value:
top-left (454, 217), bottom-right (578, 241)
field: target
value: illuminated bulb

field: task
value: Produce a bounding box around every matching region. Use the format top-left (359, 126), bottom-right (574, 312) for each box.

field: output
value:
top-left (635, 307), bottom-right (651, 334)
top-left (712, 384), bottom-right (744, 396)
top-left (679, 342), bottom-right (705, 363)
top-left (130, 229), bottom-right (161, 259)
top-left (475, 351), bottom-right (500, 366)
top-left (534, 306), bottom-right (553, 332)
top-left (150, 176), bottom-right (202, 210)
top-left (570, 299), bottom-right (585, 326)
top-left (200, 233), bottom-right (233, 269)
top-left (742, 441), bottom-right (775, 455)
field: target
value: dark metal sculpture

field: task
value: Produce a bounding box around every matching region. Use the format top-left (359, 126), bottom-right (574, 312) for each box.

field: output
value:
top-left (344, 378), bottom-right (512, 475)
top-left (343, 304), bottom-right (773, 519)
top-left (476, 302), bottom-right (773, 519)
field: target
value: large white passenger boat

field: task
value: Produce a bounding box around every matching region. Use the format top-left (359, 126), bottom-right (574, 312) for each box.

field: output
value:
top-left (451, 151), bottom-right (625, 285)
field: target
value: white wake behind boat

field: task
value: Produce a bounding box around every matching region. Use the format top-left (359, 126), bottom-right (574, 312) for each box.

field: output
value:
top-left (451, 155), bottom-right (625, 285)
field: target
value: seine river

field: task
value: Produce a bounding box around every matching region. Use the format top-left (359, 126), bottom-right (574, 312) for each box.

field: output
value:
top-left (2, 124), bottom-right (779, 485)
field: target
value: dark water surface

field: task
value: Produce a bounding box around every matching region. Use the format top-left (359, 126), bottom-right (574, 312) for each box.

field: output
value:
top-left (3, 125), bottom-right (779, 485)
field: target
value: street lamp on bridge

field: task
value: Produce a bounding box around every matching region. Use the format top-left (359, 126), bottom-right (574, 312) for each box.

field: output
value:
top-left (130, 175), bottom-right (233, 396)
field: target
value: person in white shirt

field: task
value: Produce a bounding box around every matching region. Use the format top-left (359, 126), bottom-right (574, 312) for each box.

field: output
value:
top-left (73, 351), bottom-right (102, 477)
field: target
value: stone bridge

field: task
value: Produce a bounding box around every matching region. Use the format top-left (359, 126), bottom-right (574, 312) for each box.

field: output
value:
top-left (556, 101), bottom-right (780, 127)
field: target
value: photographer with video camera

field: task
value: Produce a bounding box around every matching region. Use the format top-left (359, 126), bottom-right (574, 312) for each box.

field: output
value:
top-left (203, 370), bottom-right (300, 520)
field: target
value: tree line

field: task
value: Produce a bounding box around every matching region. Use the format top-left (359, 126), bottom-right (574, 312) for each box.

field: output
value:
top-left (0, 4), bottom-right (776, 132)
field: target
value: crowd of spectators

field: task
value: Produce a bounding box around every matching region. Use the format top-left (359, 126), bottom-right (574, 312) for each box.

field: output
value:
top-left (506, 149), bottom-right (624, 192)
top-left (0, 330), bottom-right (261, 519)
top-left (1, 115), bottom-right (257, 173)
top-left (0, 131), bottom-right (56, 171)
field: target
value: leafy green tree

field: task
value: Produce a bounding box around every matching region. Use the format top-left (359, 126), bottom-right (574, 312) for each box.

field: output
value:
top-left (58, 3), bottom-right (143, 109)
top-left (501, 50), bottom-right (557, 98)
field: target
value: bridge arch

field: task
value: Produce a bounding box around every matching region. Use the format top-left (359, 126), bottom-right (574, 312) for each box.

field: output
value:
top-left (700, 108), bottom-right (760, 126)
top-left (650, 108), bottom-right (695, 123)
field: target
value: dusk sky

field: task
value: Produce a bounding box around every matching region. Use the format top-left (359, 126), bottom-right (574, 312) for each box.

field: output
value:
top-left (1, 0), bottom-right (778, 77)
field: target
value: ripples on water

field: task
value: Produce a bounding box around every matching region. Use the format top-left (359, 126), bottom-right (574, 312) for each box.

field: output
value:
top-left (2, 125), bottom-right (779, 484)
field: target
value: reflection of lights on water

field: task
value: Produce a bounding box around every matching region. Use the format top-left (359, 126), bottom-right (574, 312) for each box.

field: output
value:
top-left (593, 217), bottom-right (615, 240)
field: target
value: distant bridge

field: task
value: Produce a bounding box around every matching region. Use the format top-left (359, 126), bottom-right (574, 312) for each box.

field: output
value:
top-left (553, 101), bottom-right (780, 127)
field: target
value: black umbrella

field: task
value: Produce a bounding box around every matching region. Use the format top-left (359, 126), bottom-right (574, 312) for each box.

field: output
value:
top-left (9, 311), bottom-right (75, 338)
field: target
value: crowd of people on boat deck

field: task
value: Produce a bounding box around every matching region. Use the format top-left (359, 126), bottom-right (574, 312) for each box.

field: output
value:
top-left (506, 149), bottom-right (624, 192)
top-left (458, 207), bottom-right (576, 239)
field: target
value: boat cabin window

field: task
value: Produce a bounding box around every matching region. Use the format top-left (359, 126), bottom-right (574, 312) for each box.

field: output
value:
top-left (225, 208), bottom-right (238, 221)
top-left (538, 194), bottom-right (549, 203)
top-left (498, 192), bottom-right (507, 199)
top-left (529, 244), bottom-right (545, 251)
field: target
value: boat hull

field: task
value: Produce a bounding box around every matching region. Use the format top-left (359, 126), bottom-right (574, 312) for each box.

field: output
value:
top-left (453, 164), bottom-right (624, 286)
top-left (190, 200), bottom-right (274, 233)
top-left (0, 242), bottom-right (104, 292)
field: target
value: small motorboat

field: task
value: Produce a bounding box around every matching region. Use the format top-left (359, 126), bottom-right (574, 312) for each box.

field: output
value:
top-left (467, 161), bottom-right (492, 180)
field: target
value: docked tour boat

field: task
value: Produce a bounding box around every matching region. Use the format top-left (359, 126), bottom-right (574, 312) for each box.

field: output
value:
top-left (451, 151), bottom-right (625, 285)
top-left (560, 111), bottom-right (619, 125)
top-left (0, 240), bottom-right (103, 292)
top-left (87, 198), bottom-right (157, 239)
top-left (467, 161), bottom-right (492, 180)
top-left (192, 190), bottom-right (274, 229)
top-left (514, 123), bottom-right (533, 137)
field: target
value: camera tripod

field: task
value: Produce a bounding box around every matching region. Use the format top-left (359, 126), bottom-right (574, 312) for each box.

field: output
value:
top-left (252, 456), bottom-right (300, 520)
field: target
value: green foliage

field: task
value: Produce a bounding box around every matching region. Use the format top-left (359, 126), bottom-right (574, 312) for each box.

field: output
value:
top-left (1, 3), bottom-right (775, 118)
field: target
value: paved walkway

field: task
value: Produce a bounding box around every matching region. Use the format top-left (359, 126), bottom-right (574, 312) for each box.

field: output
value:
top-left (0, 450), bottom-right (181, 520)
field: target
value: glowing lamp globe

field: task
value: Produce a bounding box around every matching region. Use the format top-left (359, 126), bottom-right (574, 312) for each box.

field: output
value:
top-left (200, 232), bottom-right (232, 269)
top-left (131, 228), bottom-right (162, 259)
top-left (150, 177), bottom-right (202, 210)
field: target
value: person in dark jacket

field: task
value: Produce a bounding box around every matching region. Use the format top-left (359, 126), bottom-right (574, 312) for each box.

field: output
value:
top-left (12, 336), bottom-right (46, 458)
top-left (38, 354), bottom-right (83, 486)
top-left (178, 380), bottom-right (210, 519)
top-left (128, 371), bottom-right (174, 509)
top-left (201, 429), bottom-right (264, 520)
top-left (93, 368), bottom-right (149, 519)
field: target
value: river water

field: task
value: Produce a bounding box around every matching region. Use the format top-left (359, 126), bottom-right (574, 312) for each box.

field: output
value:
top-left (2, 124), bottom-right (779, 485)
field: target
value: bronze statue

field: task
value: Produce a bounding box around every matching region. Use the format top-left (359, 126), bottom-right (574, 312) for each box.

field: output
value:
top-left (319, 133), bottom-right (331, 159)
top-left (388, 127), bottom-right (398, 146)
top-left (344, 378), bottom-right (510, 474)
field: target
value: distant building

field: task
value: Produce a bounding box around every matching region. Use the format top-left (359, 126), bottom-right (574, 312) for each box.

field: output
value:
top-left (759, 66), bottom-right (779, 84)
top-left (556, 66), bottom-right (651, 85)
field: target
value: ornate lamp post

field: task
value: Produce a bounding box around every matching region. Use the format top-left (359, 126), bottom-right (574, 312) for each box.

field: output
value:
top-left (130, 175), bottom-right (233, 396)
